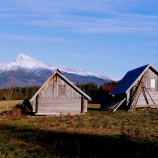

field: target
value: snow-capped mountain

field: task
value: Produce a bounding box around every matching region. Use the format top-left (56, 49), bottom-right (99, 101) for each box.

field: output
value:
top-left (0, 53), bottom-right (111, 79)
top-left (0, 53), bottom-right (111, 88)
top-left (0, 53), bottom-right (53, 71)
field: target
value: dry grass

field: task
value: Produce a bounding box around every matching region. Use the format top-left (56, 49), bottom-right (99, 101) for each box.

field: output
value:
top-left (0, 100), bottom-right (23, 112)
top-left (0, 102), bottom-right (157, 157)
top-left (88, 103), bottom-right (100, 109)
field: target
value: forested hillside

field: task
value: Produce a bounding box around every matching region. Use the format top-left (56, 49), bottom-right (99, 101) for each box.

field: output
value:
top-left (0, 86), bottom-right (40, 100)
top-left (76, 82), bottom-right (99, 101)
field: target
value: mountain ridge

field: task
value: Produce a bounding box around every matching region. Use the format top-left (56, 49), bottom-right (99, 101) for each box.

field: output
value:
top-left (0, 53), bottom-right (111, 88)
top-left (0, 53), bottom-right (111, 79)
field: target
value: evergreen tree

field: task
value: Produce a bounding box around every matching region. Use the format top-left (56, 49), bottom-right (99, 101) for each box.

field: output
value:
top-left (0, 86), bottom-right (40, 101)
top-left (106, 80), bottom-right (120, 85)
top-left (76, 82), bottom-right (99, 102)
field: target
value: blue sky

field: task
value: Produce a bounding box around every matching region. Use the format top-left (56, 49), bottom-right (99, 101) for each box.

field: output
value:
top-left (0, 0), bottom-right (158, 79)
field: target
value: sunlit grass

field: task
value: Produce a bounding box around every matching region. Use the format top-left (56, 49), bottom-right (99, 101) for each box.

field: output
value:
top-left (0, 102), bottom-right (157, 157)
top-left (0, 100), bottom-right (23, 112)
top-left (88, 103), bottom-right (100, 109)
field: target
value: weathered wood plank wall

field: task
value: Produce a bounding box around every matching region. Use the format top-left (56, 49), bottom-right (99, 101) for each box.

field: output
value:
top-left (136, 68), bottom-right (158, 107)
top-left (126, 68), bottom-right (158, 108)
top-left (137, 92), bottom-right (158, 106)
top-left (143, 69), bottom-right (158, 91)
top-left (35, 74), bottom-right (84, 114)
top-left (38, 98), bottom-right (81, 113)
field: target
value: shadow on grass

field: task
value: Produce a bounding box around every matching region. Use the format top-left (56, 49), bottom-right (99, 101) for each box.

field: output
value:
top-left (0, 124), bottom-right (158, 158)
top-left (88, 108), bottom-right (101, 111)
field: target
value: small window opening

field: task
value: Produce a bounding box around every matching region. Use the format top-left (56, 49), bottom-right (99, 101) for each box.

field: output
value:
top-left (151, 79), bottom-right (156, 88)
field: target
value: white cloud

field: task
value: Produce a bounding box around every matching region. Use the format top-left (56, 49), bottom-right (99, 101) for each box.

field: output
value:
top-left (22, 13), bottom-right (158, 35)
top-left (0, 34), bottom-right (69, 42)
top-left (0, 0), bottom-right (138, 15)
top-left (0, 0), bottom-right (158, 35)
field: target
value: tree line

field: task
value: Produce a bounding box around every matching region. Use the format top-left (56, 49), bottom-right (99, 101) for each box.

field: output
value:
top-left (0, 86), bottom-right (40, 100)
top-left (76, 81), bottom-right (119, 102)
top-left (0, 83), bottom-right (99, 101)
top-left (0, 81), bottom-right (119, 102)
top-left (76, 82), bottom-right (99, 102)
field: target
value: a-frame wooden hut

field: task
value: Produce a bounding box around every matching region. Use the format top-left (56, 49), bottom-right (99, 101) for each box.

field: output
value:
top-left (104, 64), bottom-right (158, 112)
top-left (30, 69), bottom-right (91, 115)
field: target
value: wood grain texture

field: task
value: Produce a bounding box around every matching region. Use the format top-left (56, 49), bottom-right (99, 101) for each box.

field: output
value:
top-left (32, 73), bottom-right (88, 114)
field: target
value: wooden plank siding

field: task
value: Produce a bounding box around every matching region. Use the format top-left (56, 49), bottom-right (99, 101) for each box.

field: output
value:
top-left (135, 68), bottom-right (158, 108)
top-left (39, 75), bottom-right (82, 99)
top-left (36, 75), bottom-right (82, 114)
top-left (107, 65), bottom-right (158, 112)
top-left (136, 92), bottom-right (158, 107)
top-left (143, 68), bottom-right (158, 92)
top-left (38, 98), bottom-right (81, 113)
top-left (31, 70), bottom-right (91, 115)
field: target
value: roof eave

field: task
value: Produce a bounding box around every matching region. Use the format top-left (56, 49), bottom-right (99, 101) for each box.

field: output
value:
top-left (124, 64), bottom-right (151, 94)
top-left (30, 71), bottom-right (57, 102)
top-left (57, 72), bottom-right (91, 100)
top-left (30, 70), bottom-right (91, 102)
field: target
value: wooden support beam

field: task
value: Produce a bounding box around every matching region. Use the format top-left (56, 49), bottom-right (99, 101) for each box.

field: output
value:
top-left (36, 95), bottom-right (39, 113)
top-left (128, 84), bottom-right (142, 112)
top-left (134, 85), bottom-right (142, 108)
top-left (141, 81), bottom-right (155, 105)
top-left (142, 87), bottom-right (149, 104)
top-left (127, 78), bottom-right (142, 106)
top-left (81, 96), bottom-right (84, 113)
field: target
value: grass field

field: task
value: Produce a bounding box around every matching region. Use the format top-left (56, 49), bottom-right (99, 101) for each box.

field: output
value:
top-left (0, 100), bottom-right (23, 112)
top-left (0, 101), bottom-right (158, 158)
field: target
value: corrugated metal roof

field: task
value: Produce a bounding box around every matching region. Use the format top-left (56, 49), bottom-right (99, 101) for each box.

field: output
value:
top-left (111, 64), bottom-right (149, 95)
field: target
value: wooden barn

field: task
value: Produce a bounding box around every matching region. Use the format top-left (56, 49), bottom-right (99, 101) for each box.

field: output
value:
top-left (104, 64), bottom-right (158, 112)
top-left (99, 85), bottom-right (116, 109)
top-left (30, 69), bottom-right (91, 115)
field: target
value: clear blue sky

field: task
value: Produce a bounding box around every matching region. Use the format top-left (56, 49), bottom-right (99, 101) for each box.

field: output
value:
top-left (0, 0), bottom-right (158, 79)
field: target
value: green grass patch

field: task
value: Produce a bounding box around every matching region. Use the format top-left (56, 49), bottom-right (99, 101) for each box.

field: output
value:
top-left (0, 103), bottom-right (157, 157)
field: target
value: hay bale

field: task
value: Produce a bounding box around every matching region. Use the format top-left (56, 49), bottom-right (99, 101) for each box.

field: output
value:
top-left (10, 99), bottom-right (33, 119)
top-left (12, 106), bottom-right (23, 119)
top-left (11, 99), bottom-right (33, 119)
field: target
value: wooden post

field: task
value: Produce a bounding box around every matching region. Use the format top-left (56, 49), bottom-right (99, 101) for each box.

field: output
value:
top-left (81, 96), bottom-right (84, 113)
top-left (128, 84), bottom-right (142, 112)
top-left (35, 95), bottom-right (39, 113)
top-left (57, 75), bottom-right (59, 97)
top-left (141, 81), bottom-right (155, 105)
top-left (127, 79), bottom-right (142, 106)
top-left (81, 96), bottom-right (87, 113)
top-left (134, 85), bottom-right (142, 107)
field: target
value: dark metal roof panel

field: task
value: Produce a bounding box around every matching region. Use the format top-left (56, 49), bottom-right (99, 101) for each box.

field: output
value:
top-left (111, 64), bottom-right (149, 95)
